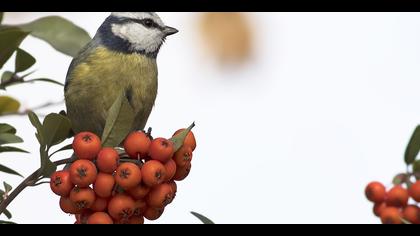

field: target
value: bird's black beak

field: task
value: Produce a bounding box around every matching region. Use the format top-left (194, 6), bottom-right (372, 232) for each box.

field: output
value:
top-left (163, 26), bottom-right (179, 36)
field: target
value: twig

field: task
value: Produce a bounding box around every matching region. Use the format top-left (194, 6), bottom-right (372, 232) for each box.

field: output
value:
top-left (0, 100), bottom-right (64, 117)
top-left (30, 181), bottom-right (49, 187)
top-left (0, 157), bottom-right (74, 215)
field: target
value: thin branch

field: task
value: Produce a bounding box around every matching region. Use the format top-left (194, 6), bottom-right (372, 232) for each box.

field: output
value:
top-left (0, 157), bottom-right (74, 215)
top-left (0, 100), bottom-right (64, 117)
top-left (30, 181), bottom-right (49, 187)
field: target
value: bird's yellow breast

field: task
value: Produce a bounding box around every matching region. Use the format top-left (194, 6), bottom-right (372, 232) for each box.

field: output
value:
top-left (65, 47), bottom-right (158, 135)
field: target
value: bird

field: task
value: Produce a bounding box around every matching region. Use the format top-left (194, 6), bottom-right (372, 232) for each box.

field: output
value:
top-left (64, 12), bottom-right (178, 137)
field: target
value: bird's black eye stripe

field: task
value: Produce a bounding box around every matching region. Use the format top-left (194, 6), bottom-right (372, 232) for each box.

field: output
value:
top-left (130, 18), bottom-right (162, 29)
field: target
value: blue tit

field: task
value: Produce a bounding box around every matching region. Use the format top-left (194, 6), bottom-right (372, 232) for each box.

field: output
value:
top-left (64, 12), bottom-right (178, 136)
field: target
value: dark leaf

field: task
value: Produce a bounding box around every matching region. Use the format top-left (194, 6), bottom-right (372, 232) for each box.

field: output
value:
top-left (0, 133), bottom-right (23, 145)
top-left (170, 122), bottom-right (196, 152)
top-left (0, 123), bottom-right (16, 134)
top-left (25, 78), bottom-right (64, 87)
top-left (0, 13), bottom-right (3, 24)
top-left (191, 211), bottom-right (215, 224)
top-left (28, 111), bottom-right (44, 145)
top-left (405, 125), bottom-right (420, 165)
top-left (42, 113), bottom-right (72, 148)
top-left (0, 164), bottom-right (22, 177)
top-left (38, 143), bottom-right (56, 178)
top-left (0, 96), bottom-right (20, 115)
top-left (0, 27), bottom-right (29, 69)
top-left (41, 159), bottom-right (57, 178)
top-left (1, 71), bottom-right (13, 85)
top-left (17, 16), bottom-right (91, 57)
top-left (15, 48), bottom-right (36, 72)
top-left (3, 182), bottom-right (12, 193)
top-left (101, 92), bottom-right (135, 147)
top-left (0, 220), bottom-right (16, 224)
top-left (0, 146), bottom-right (29, 153)
top-left (2, 209), bottom-right (11, 219)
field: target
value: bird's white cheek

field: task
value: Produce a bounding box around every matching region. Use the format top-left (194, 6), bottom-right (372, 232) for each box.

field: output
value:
top-left (112, 23), bottom-right (162, 54)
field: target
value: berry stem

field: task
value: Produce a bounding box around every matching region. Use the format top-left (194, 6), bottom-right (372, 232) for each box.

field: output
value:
top-left (0, 157), bottom-right (74, 216)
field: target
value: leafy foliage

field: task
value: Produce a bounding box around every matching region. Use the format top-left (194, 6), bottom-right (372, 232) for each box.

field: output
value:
top-left (191, 212), bottom-right (215, 224)
top-left (101, 92), bottom-right (135, 147)
top-left (405, 125), bottom-right (420, 165)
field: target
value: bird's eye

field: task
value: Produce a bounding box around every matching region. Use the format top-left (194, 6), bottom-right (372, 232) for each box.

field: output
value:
top-left (143, 19), bottom-right (154, 28)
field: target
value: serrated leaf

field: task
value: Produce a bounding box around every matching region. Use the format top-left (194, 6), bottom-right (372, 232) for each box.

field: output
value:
top-left (0, 27), bottom-right (29, 69)
top-left (17, 16), bottom-right (91, 57)
top-left (2, 209), bottom-right (11, 219)
top-left (170, 123), bottom-right (196, 152)
top-left (101, 92), bottom-right (135, 147)
top-left (0, 124), bottom-right (16, 134)
top-left (28, 111), bottom-right (44, 145)
top-left (25, 78), bottom-right (64, 87)
top-left (0, 133), bottom-right (22, 145)
top-left (0, 164), bottom-right (22, 177)
top-left (0, 96), bottom-right (20, 115)
top-left (191, 211), bottom-right (214, 224)
top-left (15, 48), bottom-right (35, 72)
top-left (3, 182), bottom-right (12, 193)
top-left (405, 125), bottom-right (420, 165)
top-left (0, 146), bottom-right (29, 153)
top-left (0, 220), bottom-right (16, 224)
top-left (42, 113), bottom-right (72, 148)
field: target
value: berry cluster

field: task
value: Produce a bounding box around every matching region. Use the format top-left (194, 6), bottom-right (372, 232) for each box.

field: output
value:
top-left (365, 181), bottom-right (420, 224)
top-left (50, 128), bottom-right (196, 224)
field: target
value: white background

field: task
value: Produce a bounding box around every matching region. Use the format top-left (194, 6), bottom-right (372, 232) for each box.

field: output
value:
top-left (1, 12), bottom-right (420, 224)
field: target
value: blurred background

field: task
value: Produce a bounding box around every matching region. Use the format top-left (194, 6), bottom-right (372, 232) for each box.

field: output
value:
top-left (1, 12), bottom-right (420, 224)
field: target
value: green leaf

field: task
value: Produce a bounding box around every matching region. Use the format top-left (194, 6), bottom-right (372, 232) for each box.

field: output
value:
top-left (0, 124), bottom-right (16, 134)
top-left (42, 113), bottom-right (72, 148)
top-left (3, 182), bottom-right (12, 193)
top-left (405, 125), bottom-right (420, 165)
top-left (170, 122), bottom-right (196, 152)
top-left (0, 133), bottom-right (23, 145)
top-left (25, 78), bottom-right (64, 87)
top-left (42, 159), bottom-right (57, 178)
top-left (1, 71), bottom-right (13, 85)
top-left (191, 212), bottom-right (215, 224)
top-left (39, 144), bottom-right (56, 177)
top-left (413, 160), bottom-right (420, 173)
top-left (28, 111), bottom-right (44, 145)
top-left (0, 220), bottom-right (16, 224)
top-left (17, 16), bottom-right (91, 57)
top-left (0, 96), bottom-right (20, 115)
top-left (401, 218), bottom-right (412, 224)
top-left (2, 209), bottom-right (12, 219)
top-left (49, 144), bottom-right (72, 158)
top-left (15, 48), bottom-right (35, 72)
top-left (0, 27), bottom-right (29, 69)
top-left (0, 146), bottom-right (29, 153)
top-left (0, 164), bottom-right (22, 177)
top-left (101, 92), bottom-right (135, 147)
top-left (393, 173), bottom-right (408, 185)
